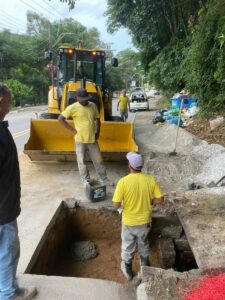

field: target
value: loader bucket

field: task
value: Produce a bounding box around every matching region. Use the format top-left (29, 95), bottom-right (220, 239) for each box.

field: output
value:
top-left (24, 119), bottom-right (138, 161)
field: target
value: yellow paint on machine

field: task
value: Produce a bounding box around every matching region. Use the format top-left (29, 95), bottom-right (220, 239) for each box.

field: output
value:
top-left (24, 119), bottom-right (138, 161)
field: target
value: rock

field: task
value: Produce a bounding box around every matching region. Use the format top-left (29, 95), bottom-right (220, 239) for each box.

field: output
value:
top-left (174, 237), bottom-right (191, 251)
top-left (157, 238), bottom-right (176, 269)
top-left (151, 216), bottom-right (180, 236)
top-left (161, 225), bottom-right (183, 239)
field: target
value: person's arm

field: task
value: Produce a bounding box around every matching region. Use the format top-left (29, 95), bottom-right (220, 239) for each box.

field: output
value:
top-left (113, 201), bottom-right (122, 209)
top-left (151, 177), bottom-right (164, 205)
top-left (127, 97), bottom-right (130, 110)
top-left (152, 196), bottom-right (164, 205)
top-left (95, 118), bottom-right (101, 140)
top-left (58, 114), bottom-right (77, 135)
top-left (117, 98), bottom-right (120, 111)
top-left (112, 179), bottom-right (124, 209)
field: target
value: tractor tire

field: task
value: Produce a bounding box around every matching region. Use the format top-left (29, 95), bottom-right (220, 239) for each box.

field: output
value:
top-left (39, 113), bottom-right (59, 119)
top-left (109, 116), bottom-right (123, 122)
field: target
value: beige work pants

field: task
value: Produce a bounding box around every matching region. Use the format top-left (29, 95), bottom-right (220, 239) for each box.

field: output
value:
top-left (75, 142), bottom-right (107, 182)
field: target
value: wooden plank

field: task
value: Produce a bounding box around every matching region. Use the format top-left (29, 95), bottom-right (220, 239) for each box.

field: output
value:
top-left (174, 194), bottom-right (225, 270)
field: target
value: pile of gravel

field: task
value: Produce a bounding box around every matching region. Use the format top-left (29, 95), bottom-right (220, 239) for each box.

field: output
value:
top-left (145, 123), bottom-right (205, 155)
top-left (69, 240), bottom-right (98, 261)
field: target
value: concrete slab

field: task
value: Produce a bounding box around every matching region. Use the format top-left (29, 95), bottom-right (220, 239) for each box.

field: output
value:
top-left (18, 274), bottom-right (136, 300)
top-left (174, 194), bottom-right (225, 269)
top-left (137, 267), bottom-right (203, 300)
top-left (18, 154), bottom-right (127, 273)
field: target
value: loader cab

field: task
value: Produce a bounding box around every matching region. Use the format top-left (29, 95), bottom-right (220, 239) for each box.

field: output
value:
top-left (58, 48), bottom-right (105, 87)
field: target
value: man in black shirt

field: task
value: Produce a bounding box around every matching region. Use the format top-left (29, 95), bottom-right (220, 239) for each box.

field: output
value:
top-left (0, 83), bottom-right (37, 300)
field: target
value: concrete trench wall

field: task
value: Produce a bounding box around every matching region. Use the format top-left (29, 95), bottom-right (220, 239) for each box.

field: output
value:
top-left (28, 203), bottom-right (197, 280)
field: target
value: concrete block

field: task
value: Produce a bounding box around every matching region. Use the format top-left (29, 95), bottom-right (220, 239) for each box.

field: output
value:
top-left (137, 267), bottom-right (203, 300)
top-left (137, 270), bottom-right (179, 300)
top-left (174, 237), bottom-right (191, 251)
top-left (140, 266), bottom-right (187, 282)
top-left (161, 225), bottom-right (183, 239)
top-left (151, 216), bottom-right (181, 236)
top-left (137, 283), bottom-right (151, 300)
top-left (158, 238), bottom-right (176, 269)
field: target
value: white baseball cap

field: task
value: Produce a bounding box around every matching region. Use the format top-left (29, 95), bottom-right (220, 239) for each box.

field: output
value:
top-left (126, 152), bottom-right (144, 170)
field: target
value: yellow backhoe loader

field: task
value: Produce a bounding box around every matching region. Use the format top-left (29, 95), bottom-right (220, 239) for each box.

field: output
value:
top-left (24, 46), bottom-right (138, 161)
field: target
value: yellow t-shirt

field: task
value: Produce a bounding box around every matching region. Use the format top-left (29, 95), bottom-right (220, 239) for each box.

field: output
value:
top-left (61, 102), bottom-right (99, 143)
top-left (118, 96), bottom-right (129, 110)
top-left (112, 173), bottom-right (163, 226)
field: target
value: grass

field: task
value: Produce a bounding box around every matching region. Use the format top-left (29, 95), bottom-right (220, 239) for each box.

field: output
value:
top-left (156, 97), bottom-right (171, 109)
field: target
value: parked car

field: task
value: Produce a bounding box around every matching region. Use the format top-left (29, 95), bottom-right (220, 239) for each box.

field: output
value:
top-left (130, 90), bottom-right (149, 112)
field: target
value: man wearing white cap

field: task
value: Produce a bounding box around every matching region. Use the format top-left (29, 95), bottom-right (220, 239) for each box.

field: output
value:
top-left (112, 152), bottom-right (164, 280)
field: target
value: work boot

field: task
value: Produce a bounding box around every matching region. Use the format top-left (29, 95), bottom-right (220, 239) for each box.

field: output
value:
top-left (120, 261), bottom-right (133, 281)
top-left (12, 287), bottom-right (37, 300)
top-left (140, 256), bottom-right (150, 267)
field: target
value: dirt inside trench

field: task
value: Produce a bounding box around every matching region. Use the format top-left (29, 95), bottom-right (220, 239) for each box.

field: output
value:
top-left (29, 206), bottom-right (197, 284)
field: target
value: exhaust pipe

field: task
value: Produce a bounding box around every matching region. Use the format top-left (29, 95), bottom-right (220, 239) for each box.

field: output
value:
top-left (81, 77), bottom-right (86, 89)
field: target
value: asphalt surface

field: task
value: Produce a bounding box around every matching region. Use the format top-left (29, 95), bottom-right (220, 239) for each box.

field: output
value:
top-left (7, 106), bottom-right (47, 153)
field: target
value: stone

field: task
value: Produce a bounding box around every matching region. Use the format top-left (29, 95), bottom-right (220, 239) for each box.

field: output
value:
top-left (158, 238), bottom-right (176, 269)
top-left (161, 225), bottom-right (183, 239)
top-left (174, 237), bottom-right (191, 251)
top-left (151, 216), bottom-right (181, 236)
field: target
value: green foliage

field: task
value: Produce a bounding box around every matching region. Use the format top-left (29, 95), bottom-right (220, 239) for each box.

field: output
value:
top-left (106, 0), bottom-right (203, 68)
top-left (105, 65), bottom-right (124, 91)
top-left (59, 0), bottom-right (76, 10)
top-left (5, 79), bottom-right (32, 106)
top-left (0, 12), bottom-right (114, 106)
top-left (148, 39), bottom-right (187, 97)
top-left (105, 48), bottom-right (141, 91)
top-left (182, 0), bottom-right (225, 110)
top-left (106, 0), bottom-right (225, 111)
top-left (48, 0), bottom-right (76, 10)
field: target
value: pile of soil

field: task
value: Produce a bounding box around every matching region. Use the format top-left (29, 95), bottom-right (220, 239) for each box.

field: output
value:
top-left (186, 117), bottom-right (225, 147)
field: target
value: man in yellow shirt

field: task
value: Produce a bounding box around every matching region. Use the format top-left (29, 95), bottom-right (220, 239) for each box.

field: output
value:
top-left (117, 90), bottom-right (130, 122)
top-left (58, 88), bottom-right (112, 186)
top-left (112, 152), bottom-right (164, 280)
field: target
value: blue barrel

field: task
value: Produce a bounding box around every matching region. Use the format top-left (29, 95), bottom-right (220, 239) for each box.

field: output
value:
top-left (171, 97), bottom-right (198, 109)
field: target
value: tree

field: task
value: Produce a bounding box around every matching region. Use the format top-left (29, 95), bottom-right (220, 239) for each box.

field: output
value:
top-left (5, 79), bottom-right (32, 106)
top-left (49, 0), bottom-right (76, 10)
top-left (182, 0), bottom-right (225, 110)
top-left (105, 48), bottom-right (141, 91)
top-left (106, 0), bottom-right (205, 68)
top-left (0, 12), bottom-right (111, 106)
top-left (117, 49), bottom-right (141, 89)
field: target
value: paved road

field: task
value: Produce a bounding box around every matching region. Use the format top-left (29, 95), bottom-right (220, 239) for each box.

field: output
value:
top-left (7, 99), bottom-right (135, 154)
top-left (7, 106), bottom-right (47, 154)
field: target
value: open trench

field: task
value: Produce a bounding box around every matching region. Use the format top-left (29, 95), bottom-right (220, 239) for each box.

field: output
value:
top-left (28, 204), bottom-right (198, 284)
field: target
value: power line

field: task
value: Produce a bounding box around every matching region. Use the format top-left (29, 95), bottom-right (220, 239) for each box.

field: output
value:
top-left (40, 0), bottom-right (65, 19)
top-left (0, 21), bottom-right (22, 32)
top-left (0, 15), bottom-right (26, 32)
top-left (19, 0), bottom-right (48, 18)
top-left (0, 11), bottom-right (26, 29)
top-left (31, 0), bottom-right (65, 44)
top-left (30, 0), bottom-right (60, 20)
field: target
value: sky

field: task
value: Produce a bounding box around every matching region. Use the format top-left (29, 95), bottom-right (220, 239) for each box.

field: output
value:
top-left (0, 0), bottom-right (134, 53)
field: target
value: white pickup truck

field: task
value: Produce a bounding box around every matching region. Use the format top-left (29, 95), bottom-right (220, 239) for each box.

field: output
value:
top-left (130, 89), bottom-right (149, 112)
